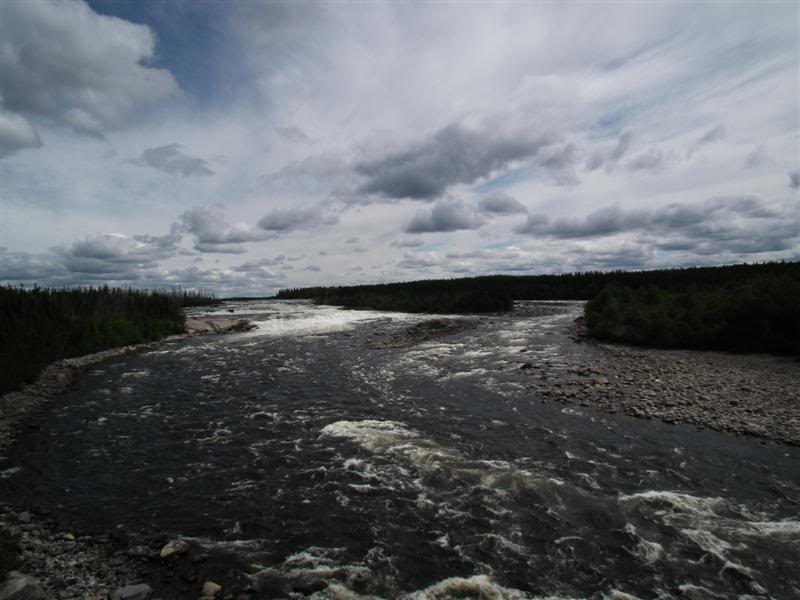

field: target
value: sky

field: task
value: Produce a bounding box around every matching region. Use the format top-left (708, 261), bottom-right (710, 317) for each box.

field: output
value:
top-left (1, 0), bottom-right (798, 296)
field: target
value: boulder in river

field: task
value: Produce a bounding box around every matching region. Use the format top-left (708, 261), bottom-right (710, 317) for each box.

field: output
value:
top-left (159, 539), bottom-right (189, 559)
top-left (200, 581), bottom-right (221, 597)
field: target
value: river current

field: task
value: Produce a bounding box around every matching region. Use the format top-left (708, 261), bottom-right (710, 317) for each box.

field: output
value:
top-left (2, 300), bottom-right (799, 599)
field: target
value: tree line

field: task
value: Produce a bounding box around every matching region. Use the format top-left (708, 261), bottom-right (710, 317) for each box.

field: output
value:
top-left (0, 286), bottom-right (219, 394)
top-left (276, 261), bottom-right (800, 354)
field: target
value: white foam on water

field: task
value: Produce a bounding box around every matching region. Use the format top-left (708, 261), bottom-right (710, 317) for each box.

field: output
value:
top-left (236, 303), bottom-right (418, 339)
top-left (0, 466), bottom-right (21, 479)
top-left (121, 369), bottom-right (150, 378)
top-left (406, 575), bottom-right (593, 600)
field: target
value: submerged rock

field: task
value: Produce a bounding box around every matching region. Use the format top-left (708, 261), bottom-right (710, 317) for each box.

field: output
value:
top-left (109, 584), bottom-right (152, 600)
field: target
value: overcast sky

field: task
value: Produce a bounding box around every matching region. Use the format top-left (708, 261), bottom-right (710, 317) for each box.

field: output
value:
top-left (1, 0), bottom-right (798, 296)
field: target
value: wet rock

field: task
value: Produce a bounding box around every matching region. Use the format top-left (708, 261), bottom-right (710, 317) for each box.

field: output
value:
top-left (159, 539), bottom-right (189, 559)
top-left (291, 578), bottom-right (328, 595)
top-left (125, 546), bottom-right (153, 559)
top-left (0, 572), bottom-right (47, 600)
top-left (109, 584), bottom-right (152, 600)
top-left (520, 362), bottom-right (533, 370)
top-left (200, 581), bottom-right (221, 597)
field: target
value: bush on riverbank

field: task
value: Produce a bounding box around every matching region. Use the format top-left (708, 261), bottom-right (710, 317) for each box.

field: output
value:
top-left (0, 286), bottom-right (216, 394)
top-left (585, 274), bottom-right (800, 355)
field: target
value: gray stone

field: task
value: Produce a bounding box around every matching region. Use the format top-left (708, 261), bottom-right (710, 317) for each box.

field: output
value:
top-left (109, 584), bottom-right (152, 600)
top-left (0, 573), bottom-right (47, 600)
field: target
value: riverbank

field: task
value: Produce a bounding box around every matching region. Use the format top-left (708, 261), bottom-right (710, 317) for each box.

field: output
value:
top-left (524, 318), bottom-right (800, 446)
top-left (0, 317), bottom-right (253, 462)
top-left (0, 317), bottom-right (253, 599)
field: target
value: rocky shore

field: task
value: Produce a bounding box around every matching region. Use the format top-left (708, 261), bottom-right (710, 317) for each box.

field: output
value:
top-left (521, 318), bottom-right (800, 446)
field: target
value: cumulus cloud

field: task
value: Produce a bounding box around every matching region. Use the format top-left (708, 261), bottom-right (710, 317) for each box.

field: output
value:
top-left (0, 111), bottom-right (43, 157)
top-left (514, 196), bottom-right (797, 256)
top-left (133, 144), bottom-right (214, 177)
top-left (404, 199), bottom-right (486, 233)
top-left (356, 123), bottom-right (561, 200)
top-left (257, 205), bottom-right (338, 232)
top-left (0, 251), bottom-right (65, 281)
top-left (180, 207), bottom-right (271, 251)
top-left (478, 193), bottom-right (528, 215)
top-left (0, 0), bottom-right (179, 138)
top-left (54, 228), bottom-right (180, 274)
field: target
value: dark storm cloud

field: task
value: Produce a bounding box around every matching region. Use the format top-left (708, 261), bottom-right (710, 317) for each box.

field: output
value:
top-left (478, 194), bottom-right (528, 215)
top-left (404, 199), bottom-right (486, 234)
top-left (355, 124), bottom-right (560, 200)
top-left (789, 171), bottom-right (800, 189)
top-left (514, 196), bottom-right (796, 256)
top-left (257, 205), bottom-right (338, 232)
top-left (133, 144), bottom-right (214, 177)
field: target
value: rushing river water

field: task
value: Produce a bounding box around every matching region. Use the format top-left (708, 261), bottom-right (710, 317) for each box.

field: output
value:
top-left (3, 300), bottom-right (799, 599)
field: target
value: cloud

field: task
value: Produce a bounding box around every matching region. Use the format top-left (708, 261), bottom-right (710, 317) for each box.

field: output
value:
top-left (478, 193), bottom-right (528, 215)
top-left (390, 238), bottom-right (424, 248)
top-left (257, 205), bottom-right (339, 232)
top-left (0, 0), bottom-right (179, 138)
top-left (355, 123), bottom-right (560, 200)
top-left (0, 111), bottom-right (43, 157)
top-left (626, 148), bottom-right (667, 171)
top-left (0, 251), bottom-right (65, 281)
top-left (697, 123), bottom-right (725, 146)
top-left (744, 145), bottom-right (771, 168)
top-left (133, 144), bottom-right (214, 177)
top-left (404, 199), bottom-right (486, 233)
top-left (54, 228), bottom-right (180, 274)
top-left (789, 171), bottom-right (799, 189)
top-left (514, 196), bottom-right (797, 256)
top-left (586, 131), bottom-right (633, 172)
top-left (232, 256), bottom-right (286, 272)
top-left (193, 243), bottom-right (247, 254)
top-left (180, 207), bottom-right (271, 251)
top-left (275, 125), bottom-right (310, 143)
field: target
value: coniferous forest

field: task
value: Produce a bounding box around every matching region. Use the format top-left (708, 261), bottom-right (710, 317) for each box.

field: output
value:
top-left (277, 261), bottom-right (800, 355)
top-left (0, 286), bottom-right (219, 394)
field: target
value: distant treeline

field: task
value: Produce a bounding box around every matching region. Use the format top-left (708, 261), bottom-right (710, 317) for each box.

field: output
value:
top-left (276, 261), bottom-right (800, 354)
top-left (0, 286), bottom-right (219, 394)
top-left (276, 261), bottom-right (798, 307)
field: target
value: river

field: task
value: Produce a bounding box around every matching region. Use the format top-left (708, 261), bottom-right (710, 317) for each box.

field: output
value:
top-left (2, 300), bottom-right (799, 599)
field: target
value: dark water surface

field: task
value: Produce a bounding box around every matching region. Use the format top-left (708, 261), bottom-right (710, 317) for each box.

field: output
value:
top-left (3, 301), bottom-right (799, 599)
